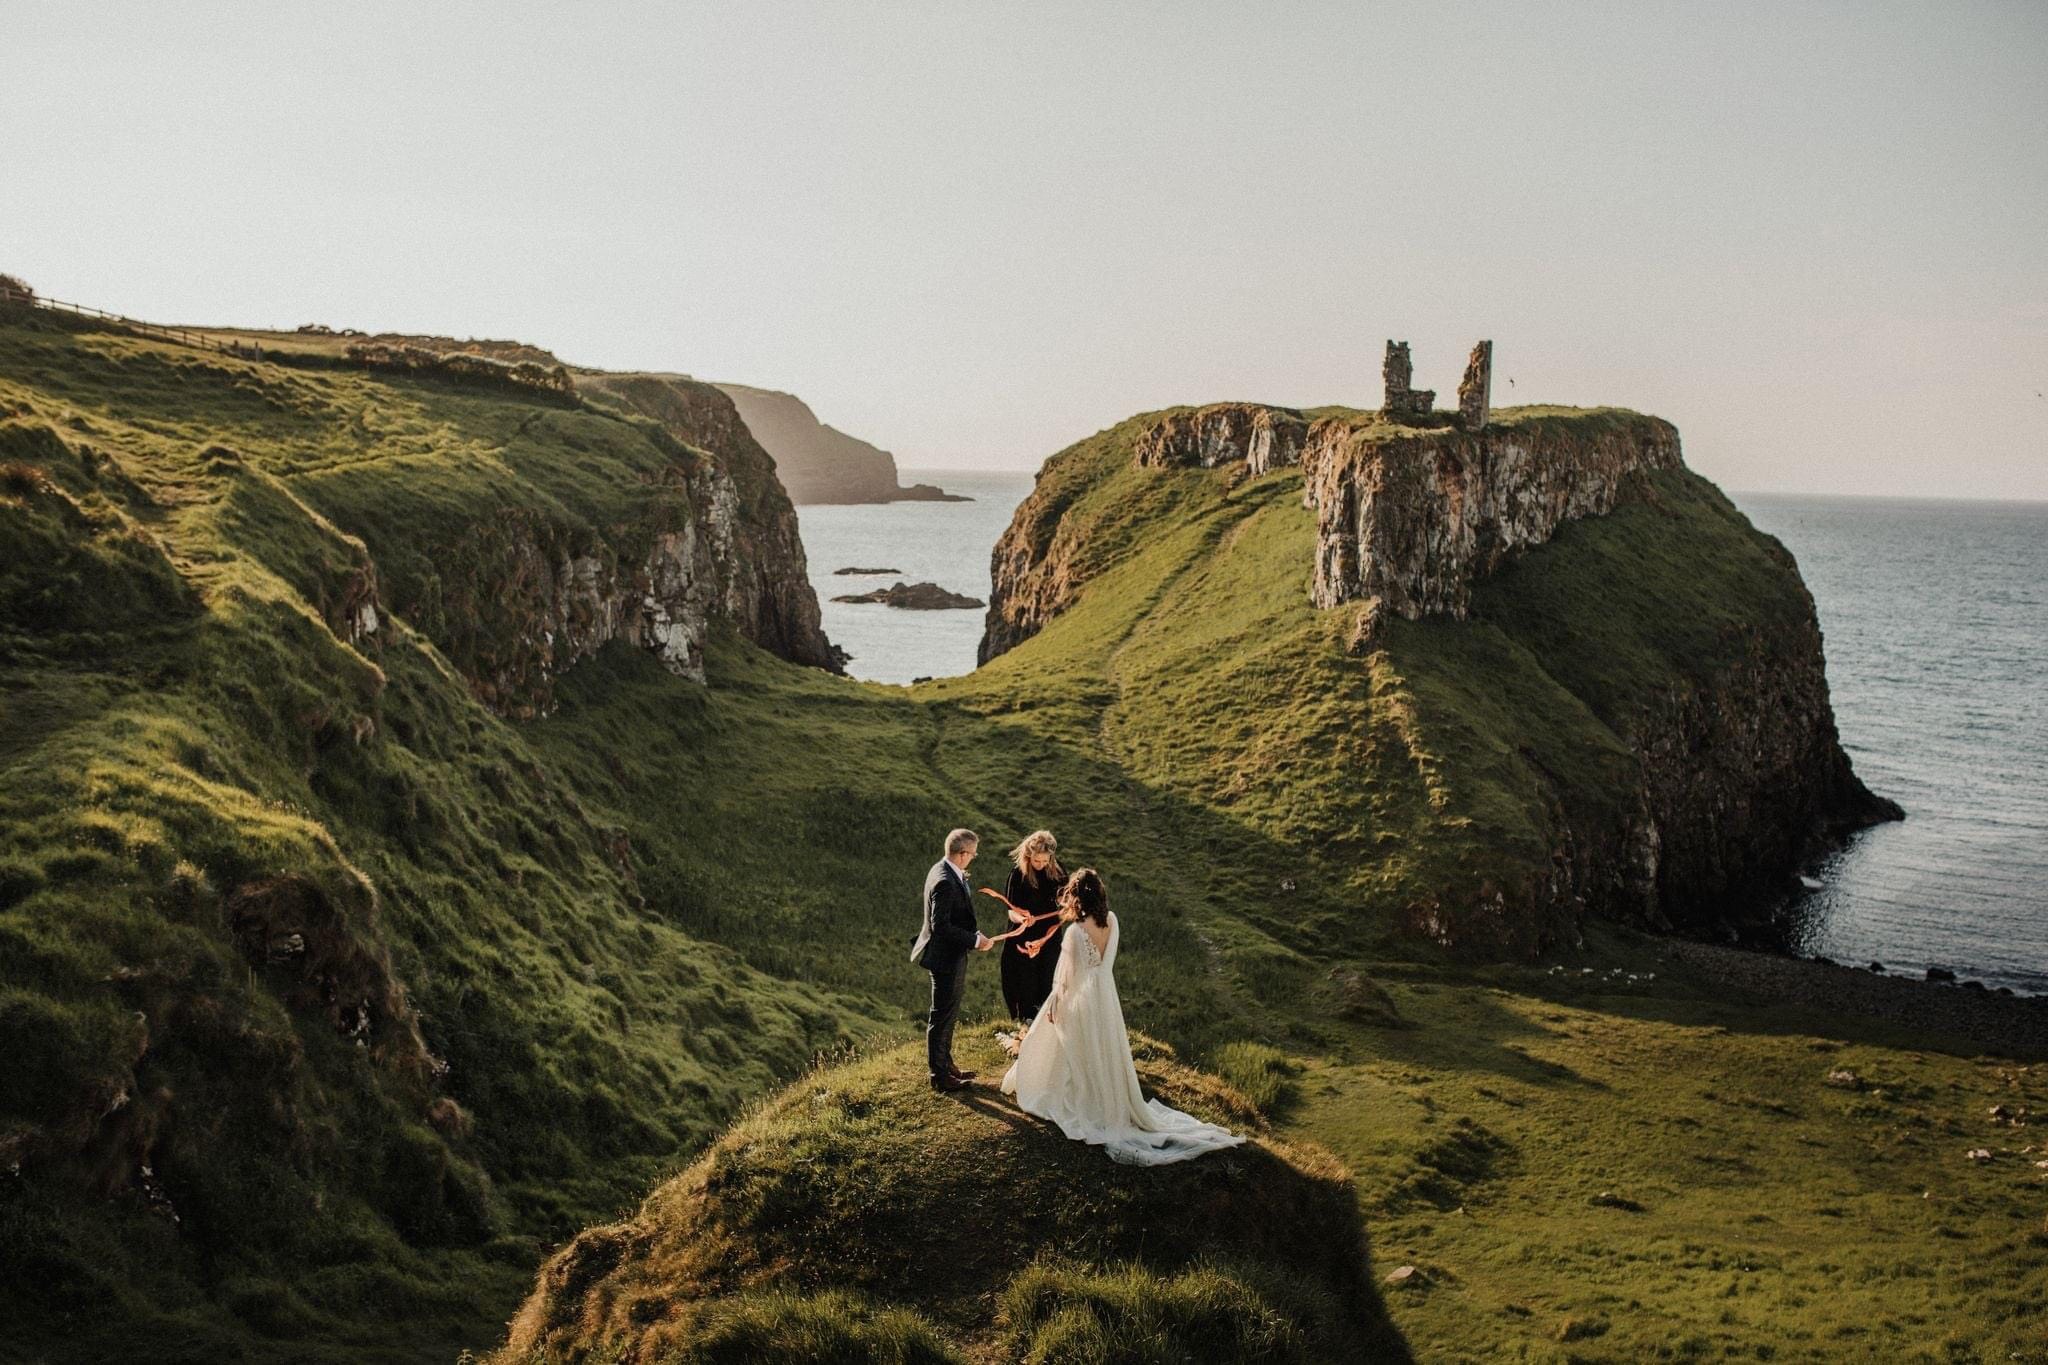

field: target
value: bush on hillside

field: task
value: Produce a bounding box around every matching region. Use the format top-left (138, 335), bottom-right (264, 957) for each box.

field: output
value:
top-left (998, 1258), bottom-right (1339, 1364)
top-left (675, 1288), bottom-right (959, 1364)
top-left (343, 342), bottom-right (573, 397)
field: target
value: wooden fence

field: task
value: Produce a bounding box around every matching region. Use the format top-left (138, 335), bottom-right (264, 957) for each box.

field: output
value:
top-left (6, 293), bottom-right (263, 357)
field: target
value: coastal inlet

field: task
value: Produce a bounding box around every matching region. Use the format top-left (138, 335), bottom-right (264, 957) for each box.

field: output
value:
top-left (796, 468), bottom-right (1034, 684)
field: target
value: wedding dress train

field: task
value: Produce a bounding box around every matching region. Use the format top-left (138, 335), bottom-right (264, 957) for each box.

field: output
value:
top-left (1000, 913), bottom-right (1244, 1166)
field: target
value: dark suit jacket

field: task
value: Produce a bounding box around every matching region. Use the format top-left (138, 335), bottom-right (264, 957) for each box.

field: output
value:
top-left (909, 858), bottom-right (980, 971)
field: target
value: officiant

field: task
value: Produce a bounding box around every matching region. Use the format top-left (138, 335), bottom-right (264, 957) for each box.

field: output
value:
top-left (1001, 829), bottom-right (1067, 1024)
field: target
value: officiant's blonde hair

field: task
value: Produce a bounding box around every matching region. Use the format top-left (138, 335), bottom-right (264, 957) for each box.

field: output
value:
top-left (1010, 829), bottom-right (1065, 886)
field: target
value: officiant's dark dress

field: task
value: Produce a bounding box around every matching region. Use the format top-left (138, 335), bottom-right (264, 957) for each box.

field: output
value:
top-left (1001, 866), bottom-right (1066, 1021)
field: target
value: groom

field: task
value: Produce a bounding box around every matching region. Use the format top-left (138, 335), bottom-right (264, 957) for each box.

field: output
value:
top-left (909, 827), bottom-right (993, 1091)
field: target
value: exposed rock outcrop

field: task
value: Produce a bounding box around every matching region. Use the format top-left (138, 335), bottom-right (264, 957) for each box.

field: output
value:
top-left (978, 476), bottom-right (1093, 666)
top-left (1133, 402), bottom-right (1308, 475)
top-left (711, 382), bottom-right (965, 505)
top-left (1302, 412), bottom-right (1684, 643)
top-left (577, 376), bottom-right (843, 660)
top-left (327, 371), bottom-right (844, 718)
top-left (404, 492), bottom-right (746, 717)
top-left (831, 580), bottom-right (984, 609)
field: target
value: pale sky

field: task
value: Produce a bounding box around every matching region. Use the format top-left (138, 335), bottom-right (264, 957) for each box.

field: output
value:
top-left (6, 2), bottom-right (2044, 498)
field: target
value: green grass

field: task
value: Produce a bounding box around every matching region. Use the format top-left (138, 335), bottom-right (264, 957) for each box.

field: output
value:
top-left (1212, 1041), bottom-right (1302, 1117)
top-left (3, 308), bottom-right (2043, 1362)
top-left (997, 1258), bottom-right (1339, 1364)
top-left (490, 1035), bottom-right (1392, 1364)
top-left (0, 312), bottom-right (870, 1361)
top-left (1292, 962), bottom-right (2048, 1359)
top-left (669, 1287), bottom-right (961, 1365)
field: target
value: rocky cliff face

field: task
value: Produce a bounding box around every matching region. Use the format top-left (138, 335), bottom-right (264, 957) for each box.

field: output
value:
top-left (1300, 411), bottom-right (1685, 643)
top-left (978, 468), bottom-right (1091, 666)
top-left (1405, 592), bottom-right (1901, 957)
top-left (577, 374), bottom-right (843, 670)
top-left (1618, 607), bottom-right (1902, 936)
top-left (326, 372), bottom-right (842, 719)
top-left (1133, 401), bottom-right (1308, 475)
top-left (712, 382), bottom-right (962, 505)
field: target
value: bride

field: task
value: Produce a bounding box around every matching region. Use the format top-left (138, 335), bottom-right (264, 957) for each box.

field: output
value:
top-left (1000, 868), bottom-right (1245, 1166)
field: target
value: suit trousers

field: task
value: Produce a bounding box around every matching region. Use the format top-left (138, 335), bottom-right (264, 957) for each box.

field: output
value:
top-left (925, 956), bottom-right (968, 1078)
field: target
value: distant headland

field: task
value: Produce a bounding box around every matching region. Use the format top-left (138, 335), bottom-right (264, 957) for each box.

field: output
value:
top-left (712, 382), bottom-right (968, 506)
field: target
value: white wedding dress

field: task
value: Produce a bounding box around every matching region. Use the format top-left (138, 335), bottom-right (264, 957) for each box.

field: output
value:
top-left (1000, 913), bottom-right (1245, 1165)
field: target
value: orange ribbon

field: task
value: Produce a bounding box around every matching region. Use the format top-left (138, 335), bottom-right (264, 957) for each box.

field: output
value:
top-left (977, 887), bottom-right (1065, 944)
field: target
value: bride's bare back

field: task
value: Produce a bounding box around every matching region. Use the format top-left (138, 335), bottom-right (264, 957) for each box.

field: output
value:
top-left (1078, 916), bottom-right (1111, 960)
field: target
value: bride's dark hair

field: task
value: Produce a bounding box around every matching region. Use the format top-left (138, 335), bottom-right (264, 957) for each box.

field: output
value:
top-left (1059, 867), bottom-right (1109, 927)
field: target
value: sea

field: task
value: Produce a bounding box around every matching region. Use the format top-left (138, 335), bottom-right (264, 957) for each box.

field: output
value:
top-left (798, 468), bottom-right (1037, 686)
top-left (794, 473), bottom-right (2048, 995)
top-left (1734, 493), bottom-right (2048, 997)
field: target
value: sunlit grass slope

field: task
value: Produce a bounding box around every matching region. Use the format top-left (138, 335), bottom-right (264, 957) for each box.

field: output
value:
top-left (0, 312), bottom-right (881, 1362)
top-left (1295, 971), bottom-right (2048, 1360)
top-left (514, 409), bottom-right (2047, 1361)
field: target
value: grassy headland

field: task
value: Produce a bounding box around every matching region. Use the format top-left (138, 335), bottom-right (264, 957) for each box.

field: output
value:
top-left (1, 307), bottom-right (2041, 1362)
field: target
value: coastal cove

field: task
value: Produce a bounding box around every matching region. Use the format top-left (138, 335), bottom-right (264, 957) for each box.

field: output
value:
top-left (796, 468), bottom-right (1032, 684)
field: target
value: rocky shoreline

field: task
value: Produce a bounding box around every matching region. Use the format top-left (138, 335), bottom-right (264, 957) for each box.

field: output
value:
top-left (1651, 938), bottom-right (2048, 1058)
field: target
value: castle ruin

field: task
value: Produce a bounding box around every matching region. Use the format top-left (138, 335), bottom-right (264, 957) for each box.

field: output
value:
top-left (1458, 340), bottom-right (1492, 429)
top-left (1379, 338), bottom-right (1494, 430)
top-left (1380, 341), bottom-right (1434, 418)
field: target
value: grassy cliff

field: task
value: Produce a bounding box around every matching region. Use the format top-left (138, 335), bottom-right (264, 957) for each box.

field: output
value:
top-left (2, 307), bottom-right (2042, 1362)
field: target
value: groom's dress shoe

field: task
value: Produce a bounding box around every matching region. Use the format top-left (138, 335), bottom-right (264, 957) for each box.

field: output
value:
top-left (930, 1073), bottom-right (969, 1092)
top-left (950, 1068), bottom-right (979, 1080)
